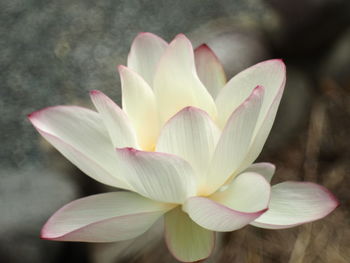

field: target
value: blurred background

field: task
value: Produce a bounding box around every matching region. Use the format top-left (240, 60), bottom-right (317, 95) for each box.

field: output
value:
top-left (1, 0), bottom-right (350, 262)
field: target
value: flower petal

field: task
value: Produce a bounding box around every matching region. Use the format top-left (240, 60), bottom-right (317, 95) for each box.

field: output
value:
top-left (238, 84), bottom-right (284, 171)
top-left (119, 66), bottom-right (159, 151)
top-left (194, 44), bottom-right (226, 99)
top-left (156, 106), bottom-right (220, 190)
top-left (165, 207), bottom-right (215, 263)
top-left (153, 34), bottom-right (217, 124)
top-left (90, 90), bottom-right (138, 148)
top-left (41, 192), bottom-right (171, 242)
top-left (251, 182), bottom-right (339, 229)
top-left (28, 106), bottom-right (130, 189)
top-left (127, 32), bottom-right (168, 86)
top-left (184, 172), bottom-right (270, 232)
top-left (244, 162), bottom-right (276, 183)
top-left (115, 148), bottom-right (196, 204)
top-left (215, 59), bottom-right (286, 129)
top-left (205, 86), bottom-right (264, 195)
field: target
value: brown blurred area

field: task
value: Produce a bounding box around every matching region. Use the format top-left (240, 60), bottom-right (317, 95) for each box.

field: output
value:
top-left (1, 0), bottom-right (350, 262)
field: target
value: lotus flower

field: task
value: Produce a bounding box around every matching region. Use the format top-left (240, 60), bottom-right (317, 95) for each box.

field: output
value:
top-left (28, 33), bottom-right (338, 262)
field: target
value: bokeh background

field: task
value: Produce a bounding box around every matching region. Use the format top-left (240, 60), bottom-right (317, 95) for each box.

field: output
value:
top-left (1, 0), bottom-right (350, 262)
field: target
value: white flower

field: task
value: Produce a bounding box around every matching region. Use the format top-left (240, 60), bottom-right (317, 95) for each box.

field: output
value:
top-left (28, 33), bottom-right (338, 262)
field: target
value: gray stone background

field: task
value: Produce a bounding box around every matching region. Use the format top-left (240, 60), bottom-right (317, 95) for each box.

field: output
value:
top-left (1, 0), bottom-right (350, 262)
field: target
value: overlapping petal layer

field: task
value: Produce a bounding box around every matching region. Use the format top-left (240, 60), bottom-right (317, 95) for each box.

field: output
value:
top-left (157, 106), bottom-right (220, 190)
top-left (115, 148), bottom-right (196, 204)
top-left (29, 32), bottom-right (339, 263)
top-left (194, 44), bottom-right (226, 99)
top-left (215, 60), bottom-right (286, 172)
top-left (165, 207), bottom-right (215, 263)
top-left (153, 34), bottom-right (217, 124)
top-left (127, 32), bottom-right (168, 86)
top-left (28, 106), bottom-right (130, 189)
top-left (90, 90), bottom-right (138, 148)
top-left (215, 59), bottom-right (286, 129)
top-left (41, 192), bottom-right (171, 242)
top-left (119, 66), bottom-right (159, 150)
top-left (205, 86), bottom-right (264, 195)
top-left (251, 182), bottom-right (339, 229)
top-left (244, 162), bottom-right (275, 183)
top-left (184, 172), bottom-right (270, 231)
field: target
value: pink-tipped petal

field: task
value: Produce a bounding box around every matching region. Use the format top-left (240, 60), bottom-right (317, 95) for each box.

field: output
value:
top-left (28, 106), bottom-right (130, 189)
top-left (215, 59), bottom-right (286, 129)
top-left (90, 90), bottom-right (138, 149)
top-left (127, 32), bottom-right (168, 86)
top-left (194, 44), bottom-right (227, 99)
top-left (204, 86), bottom-right (264, 195)
top-left (184, 172), bottom-right (270, 232)
top-left (119, 66), bottom-right (159, 151)
top-left (164, 207), bottom-right (215, 263)
top-left (244, 162), bottom-right (276, 183)
top-left (156, 106), bottom-right (220, 190)
top-left (115, 148), bottom-right (197, 204)
top-left (41, 192), bottom-right (171, 242)
top-left (251, 182), bottom-right (339, 229)
top-left (153, 34), bottom-right (217, 124)
top-left (238, 79), bottom-right (285, 171)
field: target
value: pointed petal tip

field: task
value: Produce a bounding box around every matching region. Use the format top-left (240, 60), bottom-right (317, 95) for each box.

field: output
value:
top-left (298, 182), bottom-right (340, 210)
top-left (40, 224), bottom-right (61, 241)
top-left (135, 31), bottom-right (165, 42)
top-left (171, 33), bottom-right (191, 45)
top-left (267, 58), bottom-right (286, 70)
top-left (253, 85), bottom-right (265, 93)
top-left (117, 64), bottom-right (127, 72)
top-left (27, 106), bottom-right (62, 122)
top-left (117, 146), bottom-right (139, 154)
top-left (181, 105), bottom-right (205, 113)
top-left (175, 33), bottom-right (186, 38)
top-left (27, 112), bottom-right (35, 119)
top-left (27, 108), bottom-right (47, 120)
top-left (322, 184), bottom-right (340, 208)
top-left (240, 85), bottom-right (264, 108)
top-left (196, 43), bottom-right (210, 50)
top-left (89, 89), bottom-right (101, 96)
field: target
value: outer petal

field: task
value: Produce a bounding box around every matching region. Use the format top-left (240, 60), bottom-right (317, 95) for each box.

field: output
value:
top-left (41, 192), bottom-right (172, 242)
top-left (244, 162), bottom-right (276, 183)
top-left (156, 106), bottom-right (220, 190)
top-left (153, 34), bottom-right (217, 124)
top-left (204, 86), bottom-right (264, 195)
top-left (115, 148), bottom-right (196, 204)
top-left (119, 66), bottom-right (159, 151)
top-left (165, 207), bottom-right (215, 263)
top-left (90, 90), bottom-right (138, 148)
top-left (194, 44), bottom-right (226, 99)
top-left (251, 182), bottom-right (339, 229)
top-left (28, 106), bottom-right (130, 189)
top-left (215, 59), bottom-right (286, 129)
top-left (184, 172), bottom-right (270, 232)
top-left (127, 32), bottom-right (168, 86)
